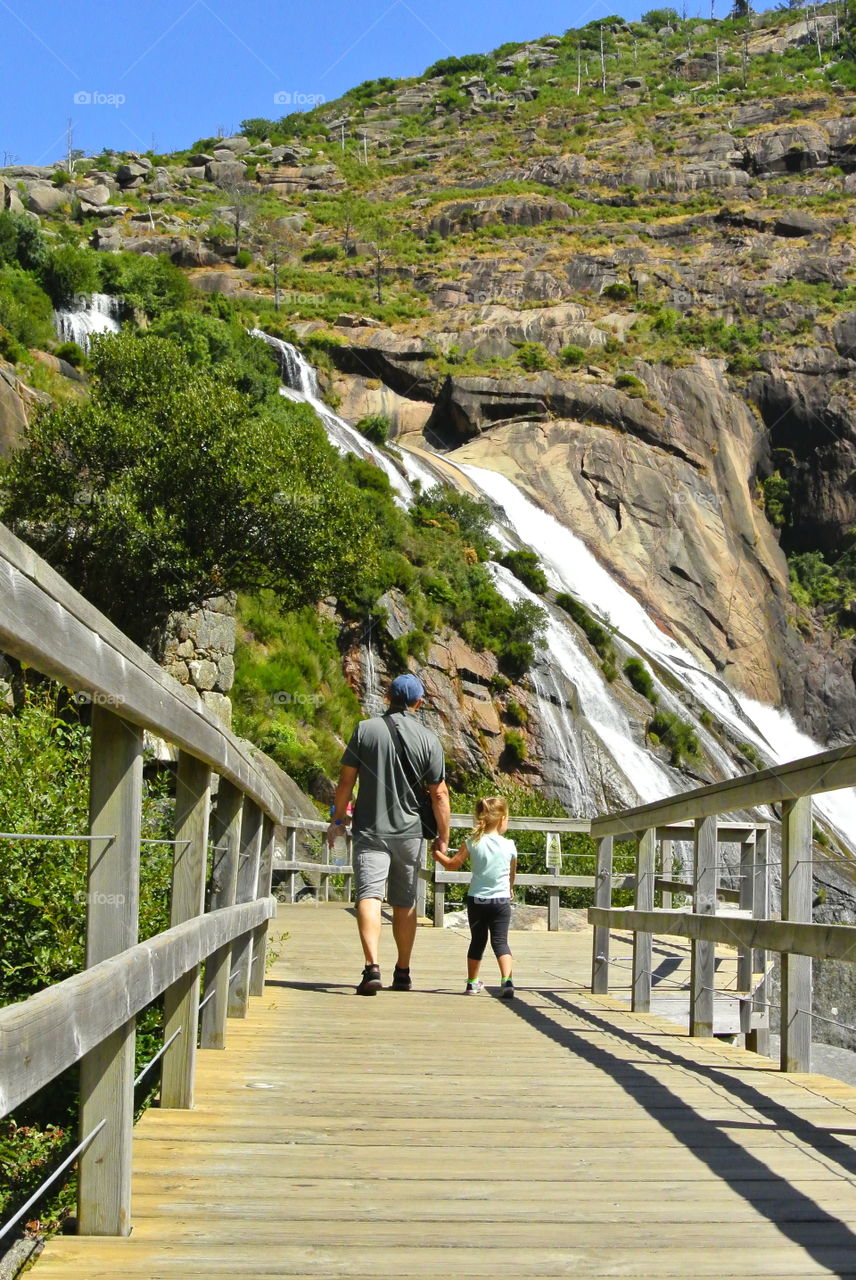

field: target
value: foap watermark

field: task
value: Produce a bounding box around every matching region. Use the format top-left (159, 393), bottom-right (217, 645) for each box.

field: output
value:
top-left (74, 90), bottom-right (126, 108)
top-left (272, 691), bottom-right (325, 707)
top-left (75, 890), bottom-right (126, 906)
top-left (72, 691), bottom-right (126, 708)
top-left (273, 91), bottom-right (327, 107)
top-left (673, 489), bottom-right (721, 513)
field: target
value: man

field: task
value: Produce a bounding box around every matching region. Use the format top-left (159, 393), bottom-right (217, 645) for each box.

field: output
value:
top-left (326, 673), bottom-right (450, 995)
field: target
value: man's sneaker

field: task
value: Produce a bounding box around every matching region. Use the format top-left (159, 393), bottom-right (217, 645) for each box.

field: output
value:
top-left (390, 965), bottom-right (412, 991)
top-left (356, 964), bottom-right (382, 996)
top-left (464, 981), bottom-right (484, 996)
top-left (500, 978), bottom-right (515, 999)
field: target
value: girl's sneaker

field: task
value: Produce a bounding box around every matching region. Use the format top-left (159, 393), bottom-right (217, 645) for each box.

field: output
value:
top-left (500, 978), bottom-right (515, 999)
top-left (464, 980), bottom-right (484, 996)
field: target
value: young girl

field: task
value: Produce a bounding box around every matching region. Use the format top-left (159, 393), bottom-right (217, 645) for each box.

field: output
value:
top-left (433, 796), bottom-right (517, 998)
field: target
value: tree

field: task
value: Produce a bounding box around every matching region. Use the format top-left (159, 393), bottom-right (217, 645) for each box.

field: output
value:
top-left (0, 332), bottom-right (380, 649)
top-left (363, 214), bottom-right (396, 306)
top-left (215, 175), bottom-right (260, 256)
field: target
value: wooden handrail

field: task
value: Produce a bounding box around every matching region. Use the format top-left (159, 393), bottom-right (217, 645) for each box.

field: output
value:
top-left (0, 524), bottom-right (284, 824)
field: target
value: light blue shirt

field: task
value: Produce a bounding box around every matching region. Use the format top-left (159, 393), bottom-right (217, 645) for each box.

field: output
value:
top-left (466, 832), bottom-right (518, 899)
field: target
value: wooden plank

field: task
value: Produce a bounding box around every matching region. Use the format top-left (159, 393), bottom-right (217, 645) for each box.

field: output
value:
top-left (250, 816), bottom-right (276, 997)
top-left (200, 780), bottom-right (243, 1050)
top-left (747, 826), bottom-right (771, 1056)
top-left (631, 829), bottom-right (656, 1012)
top-left (689, 816), bottom-right (717, 1038)
top-left (590, 744), bottom-right (856, 837)
top-left (161, 752), bottom-right (211, 1109)
top-left (0, 899), bottom-right (273, 1117)
top-left (591, 835), bottom-right (613, 994)
top-left (78, 707), bottom-right (143, 1236)
top-left (0, 524), bottom-right (284, 823)
top-left (781, 797), bottom-right (813, 1074)
top-left (586, 908), bottom-right (856, 962)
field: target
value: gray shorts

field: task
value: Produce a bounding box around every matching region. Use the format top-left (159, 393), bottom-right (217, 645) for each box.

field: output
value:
top-left (353, 835), bottom-right (424, 908)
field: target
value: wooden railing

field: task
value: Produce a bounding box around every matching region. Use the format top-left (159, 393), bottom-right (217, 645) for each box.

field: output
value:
top-left (587, 749), bottom-right (856, 1073)
top-left (0, 525), bottom-right (290, 1238)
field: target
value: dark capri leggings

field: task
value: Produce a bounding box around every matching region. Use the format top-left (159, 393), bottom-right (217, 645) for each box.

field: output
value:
top-left (467, 897), bottom-right (512, 961)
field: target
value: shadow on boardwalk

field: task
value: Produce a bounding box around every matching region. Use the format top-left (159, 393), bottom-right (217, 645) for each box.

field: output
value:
top-left (503, 988), bottom-right (856, 1279)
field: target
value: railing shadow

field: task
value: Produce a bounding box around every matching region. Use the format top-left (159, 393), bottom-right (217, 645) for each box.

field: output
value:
top-left (501, 987), bottom-right (856, 1278)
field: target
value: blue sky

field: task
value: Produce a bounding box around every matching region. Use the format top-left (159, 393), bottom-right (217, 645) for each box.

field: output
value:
top-left (0, 0), bottom-right (688, 165)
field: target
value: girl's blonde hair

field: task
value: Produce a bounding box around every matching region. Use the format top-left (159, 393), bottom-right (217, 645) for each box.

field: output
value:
top-left (471, 796), bottom-right (509, 841)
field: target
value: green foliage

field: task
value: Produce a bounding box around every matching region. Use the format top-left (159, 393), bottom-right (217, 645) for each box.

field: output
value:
top-left (232, 593), bottom-right (363, 790)
top-left (788, 551), bottom-right (846, 609)
top-left (559, 344), bottom-right (586, 367)
top-left (556, 593), bottom-right (616, 671)
top-left (425, 53), bottom-right (491, 79)
top-left (355, 412), bottom-right (391, 445)
top-left (54, 340), bottom-right (86, 368)
top-left (761, 471), bottom-right (790, 528)
top-left (623, 656), bottom-right (657, 703)
top-left (302, 243), bottom-right (341, 263)
top-left (504, 697), bottom-right (528, 726)
top-left (39, 245), bottom-right (101, 307)
top-left (0, 265), bottom-right (56, 349)
top-left (641, 8), bottom-right (680, 25)
top-left (0, 210), bottom-right (48, 272)
top-left (99, 253), bottom-right (191, 320)
top-left (738, 740), bottom-right (763, 769)
top-left (410, 486), bottom-right (498, 562)
top-left (503, 729), bottom-right (528, 766)
top-left (516, 341), bottom-right (551, 371)
top-left (615, 371), bottom-right (646, 395)
top-left (234, 248), bottom-right (253, 268)
top-left (499, 549), bottom-right (549, 594)
top-left (647, 711), bottom-right (701, 767)
top-left (0, 331), bottom-right (378, 647)
top-left (602, 282), bottom-right (633, 302)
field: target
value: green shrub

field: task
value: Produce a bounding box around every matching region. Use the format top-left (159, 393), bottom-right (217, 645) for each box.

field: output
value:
top-left (356, 412), bottom-right (391, 445)
top-left (499, 549), bottom-right (549, 594)
top-left (556, 593), bottom-right (615, 662)
top-left (54, 340), bottom-right (86, 367)
top-left (615, 372), bottom-right (646, 395)
top-left (623, 656), bottom-right (657, 702)
top-left (504, 698), bottom-right (528, 726)
top-left (0, 211), bottom-right (48, 272)
top-left (302, 243), bottom-right (341, 263)
top-left (234, 248), bottom-right (253, 268)
top-left (0, 324), bottom-right (25, 362)
top-left (503, 729), bottom-right (528, 766)
top-left (602, 282), bottom-right (633, 302)
top-left (40, 245), bottom-right (102, 307)
top-left (641, 7), bottom-right (680, 24)
top-left (0, 265), bottom-right (56, 349)
top-left (52, 169), bottom-right (73, 187)
top-left (99, 253), bottom-right (190, 319)
top-left (516, 341), bottom-right (550, 372)
top-left (559, 344), bottom-right (586, 367)
top-left (647, 711), bottom-right (701, 767)
top-left (761, 471), bottom-right (790, 528)
top-left (738, 741), bottom-right (763, 769)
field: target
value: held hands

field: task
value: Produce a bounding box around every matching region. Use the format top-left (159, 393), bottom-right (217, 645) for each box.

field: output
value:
top-left (431, 838), bottom-right (449, 865)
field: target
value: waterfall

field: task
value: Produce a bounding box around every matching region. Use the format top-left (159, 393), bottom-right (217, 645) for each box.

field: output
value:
top-left (249, 331), bottom-right (413, 503)
top-left (252, 331), bottom-right (856, 845)
top-left (53, 294), bottom-right (123, 350)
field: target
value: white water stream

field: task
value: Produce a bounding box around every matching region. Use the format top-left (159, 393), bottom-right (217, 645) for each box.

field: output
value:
top-left (53, 294), bottom-right (123, 350)
top-left (259, 332), bottom-right (856, 845)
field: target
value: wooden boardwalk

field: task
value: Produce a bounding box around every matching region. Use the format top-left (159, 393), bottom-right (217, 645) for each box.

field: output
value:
top-left (35, 905), bottom-right (856, 1279)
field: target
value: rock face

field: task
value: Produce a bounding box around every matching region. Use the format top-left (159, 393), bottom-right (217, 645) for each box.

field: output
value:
top-left (0, 364), bottom-right (49, 456)
top-left (428, 196), bottom-right (575, 237)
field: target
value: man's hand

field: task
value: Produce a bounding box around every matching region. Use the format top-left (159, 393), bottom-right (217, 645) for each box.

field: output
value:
top-left (326, 820), bottom-right (347, 849)
top-left (431, 837), bottom-right (448, 855)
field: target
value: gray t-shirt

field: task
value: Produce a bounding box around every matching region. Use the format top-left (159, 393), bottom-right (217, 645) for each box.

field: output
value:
top-left (341, 710), bottom-right (445, 840)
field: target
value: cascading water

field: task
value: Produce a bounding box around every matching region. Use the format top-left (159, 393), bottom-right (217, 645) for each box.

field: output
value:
top-left (53, 294), bottom-right (123, 350)
top-left (250, 331), bottom-right (412, 504)
top-left (252, 330), bottom-right (856, 846)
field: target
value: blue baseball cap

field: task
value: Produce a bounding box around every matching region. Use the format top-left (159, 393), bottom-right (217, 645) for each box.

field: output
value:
top-left (389, 673), bottom-right (425, 705)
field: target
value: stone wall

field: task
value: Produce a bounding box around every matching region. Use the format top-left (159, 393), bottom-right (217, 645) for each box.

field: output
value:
top-left (160, 592), bottom-right (237, 726)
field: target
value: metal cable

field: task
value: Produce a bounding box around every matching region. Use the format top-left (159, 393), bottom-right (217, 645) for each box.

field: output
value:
top-left (133, 1028), bottom-right (182, 1087)
top-left (0, 1119), bottom-right (106, 1245)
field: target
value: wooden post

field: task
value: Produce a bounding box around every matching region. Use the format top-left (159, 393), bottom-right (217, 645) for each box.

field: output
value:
top-left (416, 840), bottom-right (427, 919)
top-left (161, 751), bottom-right (211, 1109)
top-left (631, 829), bottom-right (656, 1012)
top-left (200, 779), bottom-right (243, 1050)
top-left (661, 838), bottom-right (673, 910)
top-left (737, 836), bottom-right (755, 1042)
top-left (344, 830), bottom-right (354, 904)
top-left (689, 816), bottom-right (717, 1038)
top-left (250, 815), bottom-right (276, 997)
top-left (591, 836), bottom-right (614, 994)
top-left (433, 875), bottom-right (446, 928)
top-left (228, 799), bottom-right (263, 1019)
top-left (747, 825), bottom-right (771, 1056)
top-left (781, 797), bottom-right (813, 1072)
top-left (287, 826), bottom-right (298, 903)
top-left (78, 707), bottom-right (143, 1236)
top-left (548, 867), bottom-right (560, 932)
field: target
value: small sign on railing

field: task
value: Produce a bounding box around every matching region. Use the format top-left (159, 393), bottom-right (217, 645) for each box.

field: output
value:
top-left (545, 831), bottom-right (562, 870)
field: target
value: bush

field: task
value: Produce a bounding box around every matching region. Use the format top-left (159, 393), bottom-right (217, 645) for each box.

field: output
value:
top-left (234, 248), bottom-right (253, 268)
top-left (647, 711), bottom-right (701, 767)
top-left (504, 698), bottom-right (528, 726)
top-left (54, 340), bottom-right (86, 367)
top-left (356, 412), bottom-right (391, 446)
top-left (761, 471), bottom-right (790, 528)
top-left (40, 245), bottom-right (102, 307)
top-left (499, 549), bottom-right (549, 594)
top-left (0, 210), bottom-right (48, 272)
top-left (559, 344), bottom-right (586, 367)
top-left (615, 372), bottom-right (646, 395)
top-left (302, 243), bottom-right (341, 263)
top-left (425, 53), bottom-right (490, 78)
top-left (556, 593), bottom-right (615, 664)
top-left (602, 282), bottom-right (633, 302)
top-left (99, 253), bottom-right (190, 320)
top-left (503, 729), bottom-right (528, 767)
top-left (0, 265), bottom-right (56, 349)
top-left (623, 656), bottom-right (657, 702)
top-left (516, 341), bottom-right (551, 372)
top-left (642, 7), bottom-right (680, 24)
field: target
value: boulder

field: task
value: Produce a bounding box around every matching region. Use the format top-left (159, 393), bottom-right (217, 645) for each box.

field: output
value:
top-left (205, 159), bottom-right (248, 184)
top-left (215, 136), bottom-right (251, 155)
top-left (742, 125), bottom-right (829, 175)
top-left (76, 183), bottom-right (111, 207)
top-left (186, 153), bottom-right (214, 166)
top-left (428, 195), bottom-right (575, 237)
top-left (772, 210), bottom-right (831, 237)
top-left (25, 183), bottom-right (70, 215)
top-left (0, 364), bottom-right (50, 455)
top-left (116, 161), bottom-right (150, 186)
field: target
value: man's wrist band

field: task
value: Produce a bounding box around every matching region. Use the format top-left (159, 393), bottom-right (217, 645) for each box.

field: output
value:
top-left (333, 818), bottom-right (343, 825)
